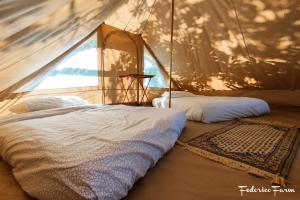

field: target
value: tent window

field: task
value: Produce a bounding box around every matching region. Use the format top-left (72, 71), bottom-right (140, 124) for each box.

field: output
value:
top-left (143, 48), bottom-right (167, 88)
top-left (34, 34), bottom-right (98, 90)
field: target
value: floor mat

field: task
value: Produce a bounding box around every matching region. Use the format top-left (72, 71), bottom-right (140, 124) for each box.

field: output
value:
top-left (179, 121), bottom-right (300, 185)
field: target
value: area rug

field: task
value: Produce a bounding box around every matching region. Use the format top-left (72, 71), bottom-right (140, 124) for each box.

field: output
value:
top-left (178, 121), bottom-right (300, 185)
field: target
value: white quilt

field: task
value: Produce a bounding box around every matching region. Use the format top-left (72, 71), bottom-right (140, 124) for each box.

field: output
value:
top-left (153, 96), bottom-right (270, 123)
top-left (0, 105), bottom-right (186, 200)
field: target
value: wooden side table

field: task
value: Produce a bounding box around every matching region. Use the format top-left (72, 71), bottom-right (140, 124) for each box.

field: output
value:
top-left (118, 74), bottom-right (154, 105)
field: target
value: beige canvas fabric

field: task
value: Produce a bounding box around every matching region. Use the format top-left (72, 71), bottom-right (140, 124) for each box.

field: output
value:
top-left (0, 0), bottom-right (299, 114)
top-left (147, 0), bottom-right (299, 91)
top-left (0, 0), bottom-right (124, 92)
top-left (108, 0), bottom-right (300, 105)
top-left (106, 0), bottom-right (300, 91)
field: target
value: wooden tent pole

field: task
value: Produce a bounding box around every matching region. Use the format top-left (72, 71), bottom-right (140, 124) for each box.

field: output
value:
top-left (100, 24), bottom-right (106, 105)
top-left (169, 0), bottom-right (175, 108)
top-left (101, 45), bottom-right (105, 104)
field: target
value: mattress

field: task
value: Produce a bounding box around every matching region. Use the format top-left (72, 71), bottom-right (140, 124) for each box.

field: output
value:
top-left (152, 96), bottom-right (270, 123)
top-left (0, 105), bottom-right (186, 200)
top-left (1, 106), bottom-right (300, 200)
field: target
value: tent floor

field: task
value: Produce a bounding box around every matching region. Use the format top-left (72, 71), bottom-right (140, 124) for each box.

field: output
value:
top-left (1, 106), bottom-right (300, 200)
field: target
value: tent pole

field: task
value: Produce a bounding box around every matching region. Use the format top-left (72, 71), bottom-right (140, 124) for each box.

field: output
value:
top-left (101, 28), bottom-right (106, 105)
top-left (101, 47), bottom-right (105, 104)
top-left (169, 0), bottom-right (175, 108)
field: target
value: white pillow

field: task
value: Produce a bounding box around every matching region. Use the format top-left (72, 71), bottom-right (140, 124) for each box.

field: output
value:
top-left (10, 96), bottom-right (89, 114)
top-left (161, 91), bottom-right (196, 98)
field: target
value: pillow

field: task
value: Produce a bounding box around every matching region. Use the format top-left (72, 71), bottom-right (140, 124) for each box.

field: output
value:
top-left (10, 96), bottom-right (89, 114)
top-left (161, 91), bottom-right (196, 98)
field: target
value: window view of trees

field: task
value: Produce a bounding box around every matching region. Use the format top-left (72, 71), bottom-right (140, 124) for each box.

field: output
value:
top-left (143, 48), bottom-right (167, 88)
top-left (35, 34), bottom-right (98, 90)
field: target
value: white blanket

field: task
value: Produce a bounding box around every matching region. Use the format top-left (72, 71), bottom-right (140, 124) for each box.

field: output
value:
top-left (0, 105), bottom-right (186, 200)
top-left (153, 96), bottom-right (270, 123)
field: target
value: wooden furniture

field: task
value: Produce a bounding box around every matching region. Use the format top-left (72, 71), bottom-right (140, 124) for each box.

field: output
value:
top-left (118, 74), bottom-right (154, 105)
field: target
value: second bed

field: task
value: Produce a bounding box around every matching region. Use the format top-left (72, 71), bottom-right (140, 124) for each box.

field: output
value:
top-left (153, 91), bottom-right (270, 123)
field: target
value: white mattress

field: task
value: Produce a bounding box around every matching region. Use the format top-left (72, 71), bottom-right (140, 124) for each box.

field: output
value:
top-left (0, 105), bottom-right (186, 200)
top-left (152, 96), bottom-right (270, 123)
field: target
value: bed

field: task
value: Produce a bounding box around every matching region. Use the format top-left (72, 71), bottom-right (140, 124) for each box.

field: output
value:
top-left (0, 104), bottom-right (186, 200)
top-left (153, 91), bottom-right (270, 123)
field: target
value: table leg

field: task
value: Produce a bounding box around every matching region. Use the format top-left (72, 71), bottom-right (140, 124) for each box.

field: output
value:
top-left (123, 78), bottom-right (135, 103)
top-left (139, 77), bottom-right (152, 103)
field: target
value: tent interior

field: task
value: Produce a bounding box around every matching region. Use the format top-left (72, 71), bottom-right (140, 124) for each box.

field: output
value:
top-left (0, 0), bottom-right (300, 199)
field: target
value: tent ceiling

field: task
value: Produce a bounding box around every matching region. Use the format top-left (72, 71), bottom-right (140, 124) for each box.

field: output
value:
top-left (0, 0), bottom-right (299, 94)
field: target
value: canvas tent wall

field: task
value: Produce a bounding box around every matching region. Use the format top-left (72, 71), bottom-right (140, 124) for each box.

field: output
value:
top-left (0, 0), bottom-right (299, 115)
top-left (108, 0), bottom-right (300, 90)
top-left (106, 0), bottom-right (300, 105)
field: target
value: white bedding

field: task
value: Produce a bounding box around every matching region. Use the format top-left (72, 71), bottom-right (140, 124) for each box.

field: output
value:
top-left (0, 105), bottom-right (186, 200)
top-left (153, 96), bottom-right (270, 123)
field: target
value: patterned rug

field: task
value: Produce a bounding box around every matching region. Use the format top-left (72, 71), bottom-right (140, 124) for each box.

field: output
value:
top-left (179, 121), bottom-right (300, 185)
